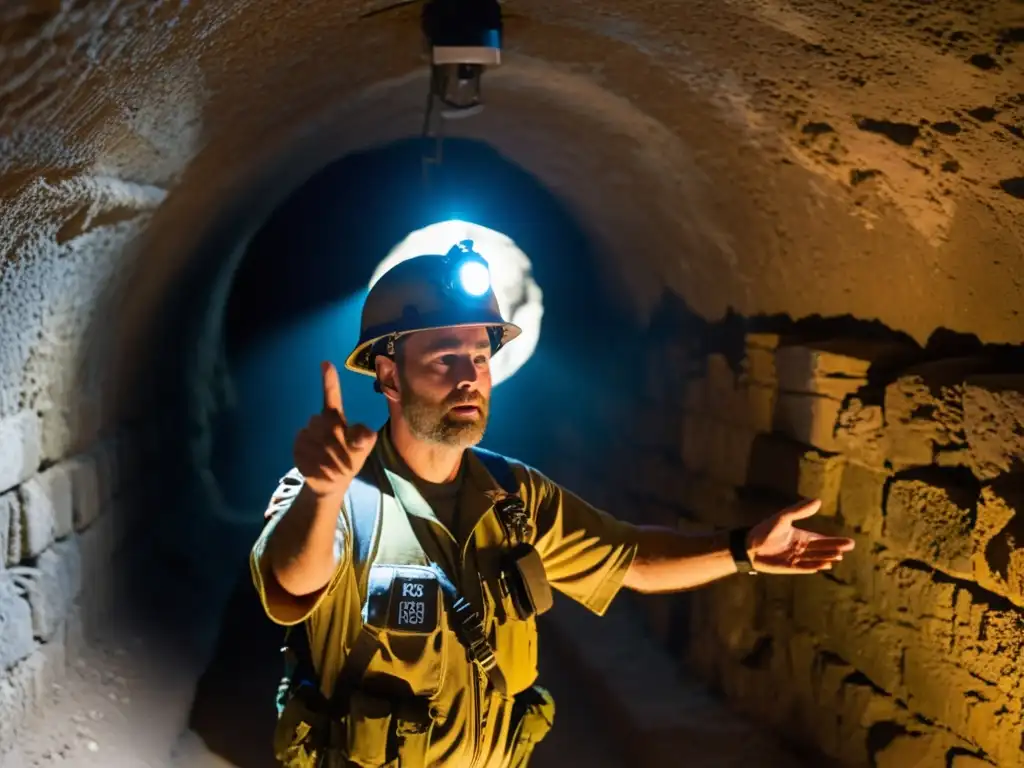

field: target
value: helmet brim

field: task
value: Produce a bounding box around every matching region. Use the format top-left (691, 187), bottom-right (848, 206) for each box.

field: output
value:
top-left (344, 321), bottom-right (523, 377)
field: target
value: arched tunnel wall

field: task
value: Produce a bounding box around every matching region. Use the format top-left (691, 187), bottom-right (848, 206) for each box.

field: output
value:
top-left (1, 0), bottom-right (1022, 765)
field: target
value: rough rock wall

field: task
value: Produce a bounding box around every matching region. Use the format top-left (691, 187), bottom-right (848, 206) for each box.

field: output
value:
top-left (626, 321), bottom-right (1024, 766)
top-left (0, 418), bottom-right (155, 754)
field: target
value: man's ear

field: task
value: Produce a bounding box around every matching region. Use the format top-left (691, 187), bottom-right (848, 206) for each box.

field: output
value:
top-left (374, 356), bottom-right (401, 402)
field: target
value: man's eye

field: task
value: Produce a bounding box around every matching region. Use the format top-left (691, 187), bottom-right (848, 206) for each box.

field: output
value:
top-left (436, 355), bottom-right (456, 366)
top-left (475, 356), bottom-right (490, 366)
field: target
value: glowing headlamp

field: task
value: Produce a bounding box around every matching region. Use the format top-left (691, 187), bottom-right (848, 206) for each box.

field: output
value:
top-left (458, 259), bottom-right (491, 296)
top-left (444, 240), bottom-right (492, 299)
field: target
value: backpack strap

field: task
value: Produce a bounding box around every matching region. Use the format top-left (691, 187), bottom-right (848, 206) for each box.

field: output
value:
top-left (330, 467), bottom-right (385, 701)
top-left (347, 470), bottom-right (384, 595)
top-left (471, 447), bottom-right (519, 495)
top-left (471, 447), bottom-right (532, 546)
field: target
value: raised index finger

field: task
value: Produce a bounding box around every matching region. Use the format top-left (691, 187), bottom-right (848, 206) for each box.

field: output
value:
top-left (321, 361), bottom-right (344, 419)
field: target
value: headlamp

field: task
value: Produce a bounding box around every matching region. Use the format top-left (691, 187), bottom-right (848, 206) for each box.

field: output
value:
top-left (443, 240), bottom-right (492, 299)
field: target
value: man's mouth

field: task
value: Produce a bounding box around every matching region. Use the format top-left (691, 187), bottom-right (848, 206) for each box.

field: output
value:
top-left (449, 404), bottom-right (481, 417)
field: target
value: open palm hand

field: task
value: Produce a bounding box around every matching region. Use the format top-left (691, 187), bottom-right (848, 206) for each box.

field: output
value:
top-left (747, 499), bottom-right (855, 574)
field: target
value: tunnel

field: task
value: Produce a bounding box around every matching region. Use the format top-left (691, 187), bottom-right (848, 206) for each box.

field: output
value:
top-left (1, 1), bottom-right (1023, 766)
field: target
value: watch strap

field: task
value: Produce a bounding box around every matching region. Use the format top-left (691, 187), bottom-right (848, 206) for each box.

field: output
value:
top-left (729, 527), bottom-right (757, 575)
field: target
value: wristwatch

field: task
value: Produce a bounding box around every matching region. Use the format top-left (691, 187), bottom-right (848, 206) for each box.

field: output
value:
top-left (729, 527), bottom-right (757, 575)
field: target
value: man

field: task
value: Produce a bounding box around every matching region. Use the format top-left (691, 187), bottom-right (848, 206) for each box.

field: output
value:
top-left (251, 241), bottom-right (855, 768)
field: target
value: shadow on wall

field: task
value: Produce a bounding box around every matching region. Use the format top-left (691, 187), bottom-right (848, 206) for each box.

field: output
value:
top-left (185, 138), bottom-right (645, 766)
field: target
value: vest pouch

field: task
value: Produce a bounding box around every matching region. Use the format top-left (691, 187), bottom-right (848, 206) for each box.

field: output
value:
top-left (499, 544), bottom-right (553, 621)
top-left (273, 686), bottom-right (331, 768)
top-left (345, 690), bottom-right (393, 768)
top-left (505, 685), bottom-right (556, 768)
top-left (362, 564), bottom-right (448, 698)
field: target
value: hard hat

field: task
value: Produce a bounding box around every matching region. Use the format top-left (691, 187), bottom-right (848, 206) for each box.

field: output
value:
top-left (345, 240), bottom-right (522, 377)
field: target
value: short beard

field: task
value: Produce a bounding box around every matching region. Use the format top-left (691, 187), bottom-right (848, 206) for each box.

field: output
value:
top-left (399, 368), bottom-right (489, 448)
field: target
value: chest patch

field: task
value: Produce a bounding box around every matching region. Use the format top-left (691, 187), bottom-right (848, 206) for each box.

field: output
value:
top-left (390, 576), bottom-right (439, 630)
top-left (364, 565), bottom-right (442, 634)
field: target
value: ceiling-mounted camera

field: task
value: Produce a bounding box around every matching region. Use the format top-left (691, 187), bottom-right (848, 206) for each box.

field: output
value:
top-left (422, 0), bottom-right (503, 118)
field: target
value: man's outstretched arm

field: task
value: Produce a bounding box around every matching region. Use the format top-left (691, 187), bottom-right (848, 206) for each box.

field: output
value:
top-left (621, 499), bottom-right (855, 594)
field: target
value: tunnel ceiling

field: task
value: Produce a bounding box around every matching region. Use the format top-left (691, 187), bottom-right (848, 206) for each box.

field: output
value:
top-left (0, 0), bottom-right (1022, 455)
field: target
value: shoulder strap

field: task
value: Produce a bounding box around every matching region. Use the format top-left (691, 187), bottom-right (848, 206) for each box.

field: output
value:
top-left (471, 447), bottom-right (519, 496)
top-left (330, 469), bottom-right (385, 700)
top-left (347, 473), bottom-right (383, 582)
top-left (471, 447), bottom-right (531, 545)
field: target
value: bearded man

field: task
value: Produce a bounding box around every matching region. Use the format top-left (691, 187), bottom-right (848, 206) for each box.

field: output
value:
top-left (250, 241), bottom-right (855, 768)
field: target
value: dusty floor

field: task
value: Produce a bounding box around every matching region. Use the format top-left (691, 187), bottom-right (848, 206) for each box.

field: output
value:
top-left (0, 623), bottom-right (625, 768)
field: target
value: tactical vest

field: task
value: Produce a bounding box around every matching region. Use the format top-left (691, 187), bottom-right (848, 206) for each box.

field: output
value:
top-left (273, 448), bottom-right (555, 768)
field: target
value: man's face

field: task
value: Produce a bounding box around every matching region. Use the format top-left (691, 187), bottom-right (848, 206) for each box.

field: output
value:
top-left (394, 326), bottom-right (493, 448)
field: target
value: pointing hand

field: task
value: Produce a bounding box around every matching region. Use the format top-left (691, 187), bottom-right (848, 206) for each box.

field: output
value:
top-left (292, 361), bottom-right (378, 499)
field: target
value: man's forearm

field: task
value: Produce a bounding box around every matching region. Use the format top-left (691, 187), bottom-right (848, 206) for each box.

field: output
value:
top-left (267, 485), bottom-right (344, 597)
top-left (622, 526), bottom-right (739, 593)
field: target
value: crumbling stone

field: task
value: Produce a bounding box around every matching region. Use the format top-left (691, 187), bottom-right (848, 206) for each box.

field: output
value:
top-left (883, 358), bottom-right (988, 471)
top-left (691, 355), bottom-right (776, 433)
top-left (838, 462), bottom-right (889, 538)
top-left (902, 646), bottom-right (1024, 765)
top-left (773, 392), bottom-right (844, 452)
top-left (962, 375), bottom-right (1024, 480)
top-left (0, 491), bottom-right (19, 566)
top-left (835, 398), bottom-right (889, 468)
top-left (836, 684), bottom-right (907, 767)
top-left (0, 573), bottom-right (34, 670)
top-left (17, 465), bottom-right (74, 559)
top-left (773, 340), bottom-right (895, 395)
top-left (14, 538), bottom-right (81, 642)
top-left (747, 434), bottom-right (846, 516)
top-left (884, 475), bottom-right (977, 576)
top-left (0, 411), bottom-right (41, 494)
top-left (823, 601), bottom-right (909, 698)
top-left (835, 551), bottom-right (957, 636)
top-left (66, 454), bottom-right (102, 531)
top-left (974, 482), bottom-right (1024, 603)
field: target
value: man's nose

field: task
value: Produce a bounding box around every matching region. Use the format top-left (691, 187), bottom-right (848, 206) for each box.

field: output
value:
top-left (454, 357), bottom-right (480, 388)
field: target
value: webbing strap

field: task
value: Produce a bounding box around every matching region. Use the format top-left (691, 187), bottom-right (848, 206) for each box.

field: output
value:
top-left (428, 562), bottom-right (508, 697)
top-left (471, 447), bottom-right (519, 495)
top-left (472, 448), bottom-right (531, 546)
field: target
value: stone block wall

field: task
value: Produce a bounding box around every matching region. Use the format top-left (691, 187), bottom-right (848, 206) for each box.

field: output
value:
top-left (624, 330), bottom-right (1024, 767)
top-left (0, 411), bottom-right (144, 756)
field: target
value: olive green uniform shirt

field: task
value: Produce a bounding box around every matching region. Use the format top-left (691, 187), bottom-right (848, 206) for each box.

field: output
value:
top-left (251, 428), bottom-right (637, 767)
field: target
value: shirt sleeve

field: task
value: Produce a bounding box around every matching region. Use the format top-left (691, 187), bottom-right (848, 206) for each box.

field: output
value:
top-left (249, 468), bottom-right (351, 626)
top-left (526, 467), bottom-right (638, 616)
